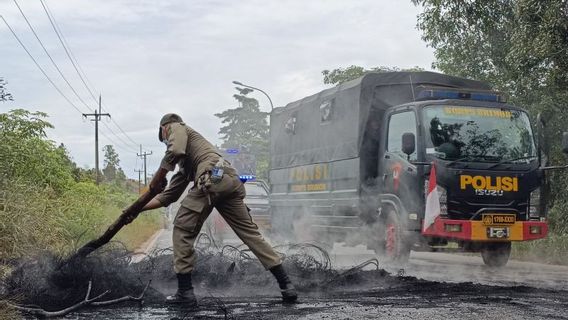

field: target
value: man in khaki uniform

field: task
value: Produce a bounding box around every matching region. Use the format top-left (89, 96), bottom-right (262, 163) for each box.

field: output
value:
top-left (139, 113), bottom-right (297, 304)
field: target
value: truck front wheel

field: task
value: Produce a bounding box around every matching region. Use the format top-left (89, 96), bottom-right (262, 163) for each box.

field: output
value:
top-left (481, 242), bottom-right (511, 267)
top-left (380, 208), bottom-right (411, 265)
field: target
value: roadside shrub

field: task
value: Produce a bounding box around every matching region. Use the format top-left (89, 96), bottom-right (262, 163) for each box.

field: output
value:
top-left (512, 233), bottom-right (568, 265)
top-left (547, 201), bottom-right (568, 235)
top-left (0, 109), bottom-right (164, 260)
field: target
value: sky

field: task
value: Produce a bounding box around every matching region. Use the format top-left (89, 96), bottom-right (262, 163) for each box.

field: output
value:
top-left (0, 0), bottom-right (434, 180)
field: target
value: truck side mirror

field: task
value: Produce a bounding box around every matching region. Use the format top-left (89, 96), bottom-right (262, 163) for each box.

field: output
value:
top-left (562, 132), bottom-right (568, 154)
top-left (402, 132), bottom-right (416, 156)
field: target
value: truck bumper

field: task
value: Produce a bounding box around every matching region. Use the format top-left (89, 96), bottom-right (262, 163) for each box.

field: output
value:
top-left (421, 218), bottom-right (548, 241)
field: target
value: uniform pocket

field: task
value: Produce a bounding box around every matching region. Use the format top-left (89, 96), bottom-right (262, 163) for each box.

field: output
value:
top-left (207, 174), bottom-right (236, 195)
top-left (180, 193), bottom-right (206, 212)
top-left (174, 195), bottom-right (207, 232)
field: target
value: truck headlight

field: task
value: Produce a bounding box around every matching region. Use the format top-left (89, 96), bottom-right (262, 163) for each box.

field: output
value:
top-left (528, 188), bottom-right (540, 218)
top-left (529, 225), bottom-right (542, 234)
top-left (425, 180), bottom-right (448, 216)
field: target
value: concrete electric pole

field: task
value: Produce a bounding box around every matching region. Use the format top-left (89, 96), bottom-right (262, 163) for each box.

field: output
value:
top-left (137, 144), bottom-right (152, 186)
top-left (83, 95), bottom-right (110, 185)
top-left (134, 168), bottom-right (144, 194)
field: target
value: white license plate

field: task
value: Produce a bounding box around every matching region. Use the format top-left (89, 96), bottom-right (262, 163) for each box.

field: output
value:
top-left (487, 227), bottom-right (510, 239)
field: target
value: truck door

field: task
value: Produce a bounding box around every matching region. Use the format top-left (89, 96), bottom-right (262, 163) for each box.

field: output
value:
top-left (381, 110), bottom-right (420, 211)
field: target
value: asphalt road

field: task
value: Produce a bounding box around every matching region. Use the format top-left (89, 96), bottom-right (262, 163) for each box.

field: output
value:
top-left (148, 226), bottom-right (568, 291)
top-left (330, 243), bottom-right (568, 291)
top-left (70, 226), bottom-right (568, 319)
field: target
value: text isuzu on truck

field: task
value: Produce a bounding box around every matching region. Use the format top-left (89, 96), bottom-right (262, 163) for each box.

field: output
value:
top-left (269, 72), bottom-right (568, 267)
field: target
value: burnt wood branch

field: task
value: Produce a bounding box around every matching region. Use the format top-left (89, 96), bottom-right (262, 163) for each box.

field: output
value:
top-left (91, 280), bottom-right (151, 306)
top-left (6, 280), bottom-right (109, 318)
top-left (6, 280), bottom-right (152, 318)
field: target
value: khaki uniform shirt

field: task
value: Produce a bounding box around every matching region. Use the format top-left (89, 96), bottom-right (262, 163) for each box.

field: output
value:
top-left (155, 122), bottom-right (224, 206)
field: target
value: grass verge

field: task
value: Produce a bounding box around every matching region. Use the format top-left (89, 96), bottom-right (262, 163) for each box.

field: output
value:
top-left (512, 233), bottom-right (568, 265)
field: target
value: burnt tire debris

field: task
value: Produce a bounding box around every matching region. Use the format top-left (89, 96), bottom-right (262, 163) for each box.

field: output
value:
top-left (1, 235), bottom-right (567, 319)
top-left (0, 235), bottom-right (388, 318)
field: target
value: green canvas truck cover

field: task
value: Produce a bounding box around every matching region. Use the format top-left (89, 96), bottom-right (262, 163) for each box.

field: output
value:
top-left (270, 71), bottom-right (491, 170)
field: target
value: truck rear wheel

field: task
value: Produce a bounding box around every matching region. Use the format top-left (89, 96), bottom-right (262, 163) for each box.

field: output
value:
top-left (380, 208), bottom-right (411, 265)
top-left (481, 242), bottom-right (511, 267)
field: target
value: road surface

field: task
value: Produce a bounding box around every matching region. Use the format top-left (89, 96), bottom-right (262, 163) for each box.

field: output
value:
top-left (69, 226), bottom-right (568, 319)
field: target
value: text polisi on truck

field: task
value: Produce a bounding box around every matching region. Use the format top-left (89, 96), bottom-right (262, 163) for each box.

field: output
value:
top-left (268, 71), bottom-right (568, 267)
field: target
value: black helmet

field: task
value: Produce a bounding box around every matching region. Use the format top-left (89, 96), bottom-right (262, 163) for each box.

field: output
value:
top-left (158, 113), bottom-right (183, 141)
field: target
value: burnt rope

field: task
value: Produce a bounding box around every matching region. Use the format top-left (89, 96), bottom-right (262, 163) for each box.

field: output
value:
top-left (323, 258), bottom-right (380, 286)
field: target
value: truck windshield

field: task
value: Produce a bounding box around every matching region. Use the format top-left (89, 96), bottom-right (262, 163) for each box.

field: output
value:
top-left (422, 105), bottom-right (536, 162)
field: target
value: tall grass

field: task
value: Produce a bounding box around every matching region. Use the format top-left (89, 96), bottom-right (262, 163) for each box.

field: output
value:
top-left (512, 233), bottom-right (568, 265)
top-left (512, 201), bottom-right (568, 265)
top-left (0, 179), bottom-right (164, 261)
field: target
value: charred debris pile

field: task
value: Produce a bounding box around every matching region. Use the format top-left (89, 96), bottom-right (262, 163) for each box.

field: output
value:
top-left (1, 234), bottom-right (397, 317)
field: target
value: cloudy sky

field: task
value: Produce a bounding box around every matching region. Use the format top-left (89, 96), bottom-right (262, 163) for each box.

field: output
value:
top-left (0, 0), bottom-right (434, 179)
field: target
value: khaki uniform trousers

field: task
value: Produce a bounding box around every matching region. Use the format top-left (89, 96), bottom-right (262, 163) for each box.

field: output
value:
top-left (172, 173), bottom-right (282, 274)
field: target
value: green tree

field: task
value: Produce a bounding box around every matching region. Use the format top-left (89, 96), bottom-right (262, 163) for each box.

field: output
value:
top-left (102, 144), bottom-right (125, 183)
top-left (0, 78), bottom-right (13, 102)
top-left (215, 88), bottom-right (269, 179)
top-left (0, 109), bottom-right (74, 192)
top-left (412, 0), bottom-right (568, 232)
top-left (412, 0), bottom-right (567, 97)
top-left (322, 65), bottom-right (424, 85)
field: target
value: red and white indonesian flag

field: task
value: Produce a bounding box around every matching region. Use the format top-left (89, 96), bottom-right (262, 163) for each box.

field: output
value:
top-left (423, 163), bottom-right (440, 232)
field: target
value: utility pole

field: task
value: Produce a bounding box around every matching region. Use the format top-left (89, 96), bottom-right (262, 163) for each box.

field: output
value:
top-left (134, 168), bottom-right (144, 194)
top-left (137, 144), bottom-right (152, 186)
top-left (83, 95), bottom-right (110, 185)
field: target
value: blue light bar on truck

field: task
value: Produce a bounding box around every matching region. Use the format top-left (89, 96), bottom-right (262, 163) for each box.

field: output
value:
top-left (239, 175), bottom-right (256, 182)
top-left (417, 88), bottom-right (506, 103)
top-left (225, 148), bottom-right (240, 154)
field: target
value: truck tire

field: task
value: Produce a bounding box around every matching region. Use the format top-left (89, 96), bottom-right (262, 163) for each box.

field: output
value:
top-left (380, 208), bottom-right (411, 265)
top-left (481, 242), bottom-right (511, 267)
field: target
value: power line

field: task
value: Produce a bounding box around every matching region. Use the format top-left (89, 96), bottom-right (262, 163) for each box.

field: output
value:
top-left (108, 117), bottom-right (140, 147)
top-left (0, 15), bottom-right (85, 115)
top-left (13, 0), bottom-right (93, 112)
top-left (39, 0), bottom-right (99, 106)
top-left (99, 130), bottom-right (134, 155)
top-left (41, 0), bottom-right (141, 150)
top-left (101, 120), bottom-right (139, 154)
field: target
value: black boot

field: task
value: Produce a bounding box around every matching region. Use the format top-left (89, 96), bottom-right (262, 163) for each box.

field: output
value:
top-left (270, 264), bottom-right (298, 302)
top-left (165, 273), bottom-right (197, 305)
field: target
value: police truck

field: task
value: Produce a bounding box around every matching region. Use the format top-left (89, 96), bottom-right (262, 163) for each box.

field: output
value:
top-left (268, 71), bottom-right (568, 266)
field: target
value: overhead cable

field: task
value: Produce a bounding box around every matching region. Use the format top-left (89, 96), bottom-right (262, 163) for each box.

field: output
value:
top-left (39, 0), bottom-right (99, 105)
top-left (41, 0), bottom-right (141, 150)
top-left (0, 15), bottom-right (85, 115)
top-left (13, 0), bottom-right (94, 111)
top-left (101, 121), bottom-right (139, 154)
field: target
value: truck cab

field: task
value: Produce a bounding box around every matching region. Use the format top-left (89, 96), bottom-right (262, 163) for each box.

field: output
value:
top-left (379, 93), bottom-right (549, 266)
